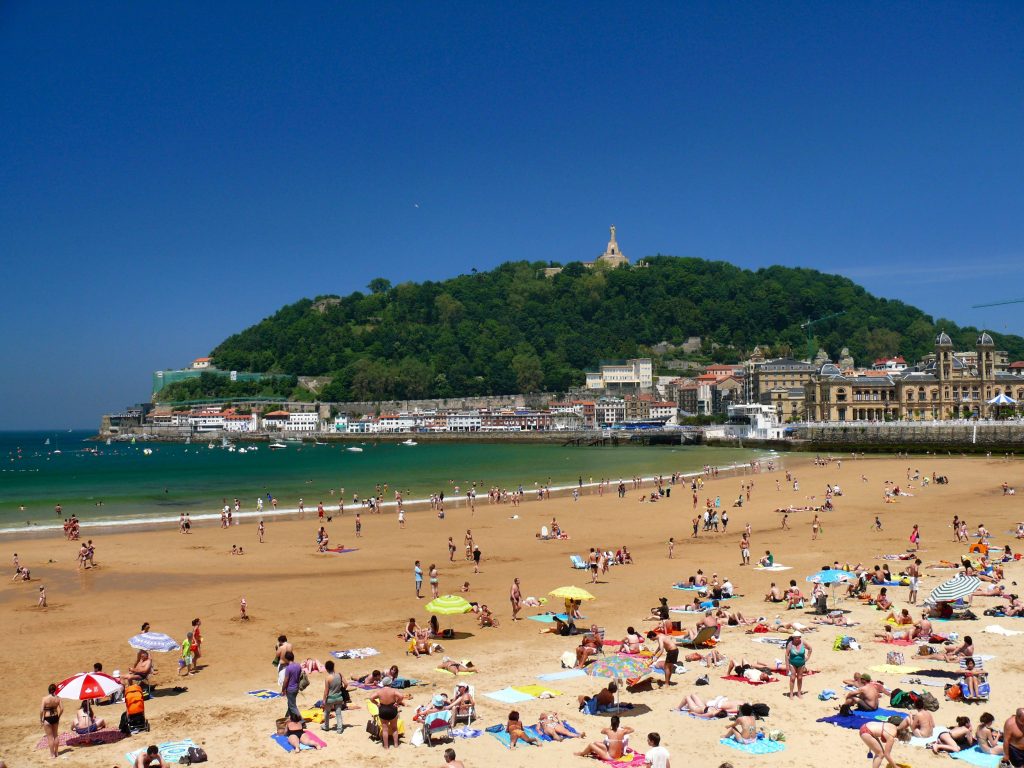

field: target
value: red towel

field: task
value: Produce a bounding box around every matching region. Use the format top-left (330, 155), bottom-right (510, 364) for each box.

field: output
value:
top-left (722, 674), bottom-right (778, 686)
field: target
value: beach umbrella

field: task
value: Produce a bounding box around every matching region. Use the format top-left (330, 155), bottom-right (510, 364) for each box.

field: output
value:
top-left (988, 393), bottom-right (1017, 406)
top-left (548, 586), bottom-right (596, 602)
top-left (926, 576), bottom-right (980, 606)
top-left (425, 595), bottom-right (473, 616)
top-left (129, 631), bottom-right (179, 652)
top-left (585, 655), bottom-right (648, 680)
top-left (806, 569), bottom-right (852, 585)
top-left (53, 672), bottom-right (121, 701)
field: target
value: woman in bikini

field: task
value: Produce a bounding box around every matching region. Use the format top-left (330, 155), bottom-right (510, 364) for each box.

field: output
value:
top-left (40, 684), bottom-right (63, 758)
top-left (575, 715), bottom-right (633, 760)
top-left (429, 564), bottom-right (439, 599)
top-left (72, 700), bottom-right (107, 734)
top-left (537, 711), bottom-right (583, 741)
top-left (283, 712), bottom-right (323, 751)
top-left (929, 716), bottom-right (975, 754)
top-left (859, 716), bottom-right (911, 768)
top-left (505, 710), bottom-right (539, 748)
top-left (723, 703), bottom-right (758, 743)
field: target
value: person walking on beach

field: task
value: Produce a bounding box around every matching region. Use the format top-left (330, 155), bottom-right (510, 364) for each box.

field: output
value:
top-left (667, 538), bottom-right (675, 559)
top-left (448, 537), bottom-right (456, 562)
top-left (281, 651), bottom-right (301, 719)
top-left (473, 546), bottom-right (482, 574)
top-left (784, 632), bottom-right (812, 699)
top-left (907, 559), bottom-right (921, 605)
top-left (38, 584), bottom-right (46, 607)
top-left (40, 684), bottom-right (63, 759)
top-left (646, 631), bottom-right (679, 686)
top-left (739, 534), bottom-right (750, 566)
top-left (910, 524), bottom-right (921, 550)
top-left (414, 561), bottom-right (423, 598)
top-left (258, 519), bottom-right (265, 543)
top-left (355, 513), bottom-right (362, 538)
top-left (429, 564), bottom-right (439, 599)
top-left (510, 577), bottom-right (522, 620)
top-left (464, 530), bottom-right (474, 560)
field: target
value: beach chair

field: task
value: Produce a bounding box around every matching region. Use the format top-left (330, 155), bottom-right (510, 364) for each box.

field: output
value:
top-left (958, 657), bottom-right (990, 702)
top-left (423, 710), bottom-right (453, 746)
top-left (570, 555), bottom-right (588, 570)
top-left (583, 627), bottom-right (607, 656)
top-left (365, 700), bottom-right (405, 742)
top-left (678, 626), bottom-right (717, 649)
top-left (451, 685), bottom-right (476, 724)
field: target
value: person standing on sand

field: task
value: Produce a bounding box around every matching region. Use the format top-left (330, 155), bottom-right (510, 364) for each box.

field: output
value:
top-left (812, 515), bottom-right (821, 540)
top-left (258, 519), bottom-right (265, 543)
top-left (464, 530), bottom-right (474, 560)
top-left (473, 546), bottom-right (482, 574)
top-left (739, 533), bottom-right (750, 566)
top-left (355, 513), bottom-right (362, 538)
top-left (910, 524), bottom-right (921, 550)
top-left (38, 584), bottom-right (46, 607)
top-left (40, 683), bottom-right (62, 758)
top-left (281, 651), bottom-right (301, 719)
top-left (907, 559), bottom-right (921, 605)
top-left (429, 564), bottom-right (439, 599)
top-left (1002, 708), bottom-right (1024, 767)
top-left (668, 538), bottom-right (675, 559)
top-left (647, 631), bottom-right (679, 686)
top-left (448, 537), bottom-right (456, 562)
top-left (414, 561), bottom-right (423, 598)
top-left (510, 577), bottom-right (522, 620)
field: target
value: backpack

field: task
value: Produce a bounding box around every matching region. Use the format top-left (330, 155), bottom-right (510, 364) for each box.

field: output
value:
top-left (920, 692), bottom-right (940, 711)
top-left (889, 689), bottom-right (910, 708)
top-left (945, 684), bottom-right (962, 701)
top-left (751, 703), bottom-right (771, 719)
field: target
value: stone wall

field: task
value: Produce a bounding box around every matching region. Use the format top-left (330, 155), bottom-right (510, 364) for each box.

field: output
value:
top-left (793, 423), bottom-right (1024, 452)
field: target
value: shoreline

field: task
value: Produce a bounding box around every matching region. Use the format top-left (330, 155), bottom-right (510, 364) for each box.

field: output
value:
top-left (0, 454), bottom-right (777, 541)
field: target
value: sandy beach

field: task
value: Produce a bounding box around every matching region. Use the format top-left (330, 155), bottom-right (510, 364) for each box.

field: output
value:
top-left (4, 452), bottom-right (1023, 768)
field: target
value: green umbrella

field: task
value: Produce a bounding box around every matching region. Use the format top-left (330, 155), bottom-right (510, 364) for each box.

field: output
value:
top-left (425, 594), bottom-right (473, 636)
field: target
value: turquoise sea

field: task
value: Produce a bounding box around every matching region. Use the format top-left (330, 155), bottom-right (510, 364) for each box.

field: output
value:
top-left (0, 430), bottom-right (771, 535)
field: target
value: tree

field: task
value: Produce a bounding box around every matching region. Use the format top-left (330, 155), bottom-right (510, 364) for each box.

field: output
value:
top-left (511, 352), bottom-right (544, 393)
top-left (367, 277), bottom-right (392, 294)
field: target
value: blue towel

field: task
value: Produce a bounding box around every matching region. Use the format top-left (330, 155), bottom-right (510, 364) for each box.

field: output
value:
top-left (534, 721), bottom-right (581, 741)
top-left (537, 669), bottom-right (588, 681)
top-left (720, 736), bottom-right (785, 754)
top-left (487, 726), bottom-right (539, 749)
top-left (126, 740), bottom-right (197, 765)
top-left (950, 747), bottom-right (1003, 768)
top-left (451, 726), bottom-right (483, 739)
top-left (672, 585), bottom-right (705, 591)
top-left (270, 733), bottom-right (322, 752)
top-left (526, 613), bottom-right (584, 623)
top-left (483, 687), bottom-right (535, 704)
top-left (817, 708), bottom-right (906, 730)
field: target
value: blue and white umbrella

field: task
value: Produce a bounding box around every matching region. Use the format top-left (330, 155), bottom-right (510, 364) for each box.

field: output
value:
top-left (988, 393), bottom-right (1017, 406)
top-left (806, 569), bottom-right (852, 585)
top-left (129, 631), bottom-right (180, 652)
top-left (926, 576), bottom-right (980, 606)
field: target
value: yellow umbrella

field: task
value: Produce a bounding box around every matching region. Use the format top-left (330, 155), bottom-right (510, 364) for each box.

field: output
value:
top-left (548, 586), bottom-right (596, 601)
top-left (425, 595), bottom-right (473, 615)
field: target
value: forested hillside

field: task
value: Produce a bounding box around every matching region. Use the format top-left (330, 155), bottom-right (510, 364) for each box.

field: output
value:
top-left (205, 257), bottom-right (1023, 402)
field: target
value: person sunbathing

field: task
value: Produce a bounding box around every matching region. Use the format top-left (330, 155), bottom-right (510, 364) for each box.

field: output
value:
top-left (449, 684), bottom-right (475, 718)
top-left (874, 625), bottom-right (912, 642)
top-left (537, 711), bottom-right (583, 741)
top-left (885, 608), bottom-right (914, 626)
top-left (929, 716), bottom-right (975, 754)
top-left (942, 636), bottom-right (974, 663)
top-left (813, 611), bottom-right (851, 626)
top-left (723, 703), bottom-right (758, 744)
top-left (539, 616), bottom-right (577, 636)
top-left (72, 701), bottom-right (107, 733)
top-left (351, 669), bottom-right (383, 686)
top-left (577, 682), bottom-right (617, 713)
top-left (908, 698), bottom-right (935, 738)
top-left (411, 628), bottom-right (434, 656)
top-left (764, 582), bottom-right (784, 602)
top-left (477, 605), bottom-right (499, 628)
top-left (840, 677), bottom-right (881, 713)
top-left (962, 658), bottom-right (983, 698)
top-left (785, 584), bottom-right (804, 609)
top-left (122, 651), bottom-right (153, 685)
top-left (620, 626), bottom-right (645, 653)
top-left (575, 715), bottom-right (632, 760)
top-left (975, 712), bottom-right (1001, 754)
top-left (912, 613), bottom-right (934, 639)
top-left (686, 649), bottom-right (725, 667)
top-left (676, 692), bottom-right (744, 718)
top-left (576, 631), bottom-right (602, 667)
top-left (842, 672), bottom-right (890, 696)
top-left (438, 657), bottom-right (475, 674)
top-left (726, 657), bottom-right (778, 682)
top-left (284, 712), bottom-right (323, 751)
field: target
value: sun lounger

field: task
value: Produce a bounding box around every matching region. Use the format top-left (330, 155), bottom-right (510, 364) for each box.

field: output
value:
top-left (570, 555), bottom-right (588, 570)
top-left (957, 656), bottom-right (990, 701)
top-left (678, 626), bottom-right (717, 649)
top-left (424, 710), bottom-right (454, 746)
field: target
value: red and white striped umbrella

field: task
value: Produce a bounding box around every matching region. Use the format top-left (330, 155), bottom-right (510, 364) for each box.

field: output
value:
top-left (53, 672), bottom-right (121, 700)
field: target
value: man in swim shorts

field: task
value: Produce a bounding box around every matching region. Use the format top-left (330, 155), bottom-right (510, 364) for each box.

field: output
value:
top-left (1003, 708), bottom-right (1024, 767)
top-left (647, 631), bottom-right (679, 686)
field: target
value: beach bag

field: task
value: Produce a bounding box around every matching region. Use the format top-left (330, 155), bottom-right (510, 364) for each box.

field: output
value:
top-left (275, 717), bottom-right (288, 736)
top-left (180, 746), bottom-right (208, 764)
top-left (890, 689), bottom-right (909, 708)
top-left (410, 727), bottom-right (424, 747)
top-left (945, 684), bottom-right (962, 701)
top-left (918, 645), bottom-right (936, 656)
top-left (366, 718), bottom-right (382, 740)
top-left (298, 671), bottom-right (310, 691)
top-left (921, 692), bottom-right (940, 711)
top-left (886, 651), bottom-right (905, 666)
top-left (751, 703), bottom-right (771, 719)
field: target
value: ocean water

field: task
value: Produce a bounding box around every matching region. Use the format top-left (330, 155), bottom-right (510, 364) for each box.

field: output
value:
top-left (0, 430), bottom-right (771, 534)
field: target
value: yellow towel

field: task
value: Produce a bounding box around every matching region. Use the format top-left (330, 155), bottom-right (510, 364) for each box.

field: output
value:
top-left (512, 685), bottom-right (562, 698)
top-left (300, 708), bottom-right (324, 723)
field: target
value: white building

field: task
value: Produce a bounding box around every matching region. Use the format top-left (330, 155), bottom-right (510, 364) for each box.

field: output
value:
top-left (446, 412), bottom-right (482, 432)
top-left (585, 358), bottom-right (653, 392)
top-left (190, 411), bottom-right (225, 432)
top-left (191, 357), bottom-right (212, 369)
top-left (333, 415), bottom-right (349, 431)
top-left (222, 413), bottom-right (258, 432)
top-left (283, 412), bottom-right (320, 432)
top-left (649, 401), bottom-right (679, 422)
top-left (597, 398), bottom-right (626, 425)
top-left (713, 403), bottom-right (786, 440)
top-left (378, 414), bottom-right (418, 432)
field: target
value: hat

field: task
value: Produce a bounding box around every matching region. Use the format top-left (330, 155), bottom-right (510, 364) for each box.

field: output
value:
top-left (791, 631), bottom-right (802, 637)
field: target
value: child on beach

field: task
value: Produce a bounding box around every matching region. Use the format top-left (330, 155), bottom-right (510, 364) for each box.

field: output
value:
top-left (38, 585), bottom-right (46, 607)
top-left (240, 597), bottom-right (248, 620)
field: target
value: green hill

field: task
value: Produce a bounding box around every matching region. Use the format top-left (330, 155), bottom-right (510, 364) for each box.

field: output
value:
top-left (202, 257), bottom-right (1024, 403)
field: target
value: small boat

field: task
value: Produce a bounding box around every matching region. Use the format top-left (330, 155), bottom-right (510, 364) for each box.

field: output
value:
top-left (143, 448), bottom-right (153, 456)
top-left (401, 439), bottom-right (418, 446)
top-left (346, 446), bottom-right (363, 453)
top-left (269, 442), bottom-right (287, 449)
top-left (314, 440), bottom-right (327, 446)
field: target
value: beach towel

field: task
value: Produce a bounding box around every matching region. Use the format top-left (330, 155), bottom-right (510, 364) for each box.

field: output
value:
top-left (436, 667), bottom-right (477, 676)
top-left (450, 726), bottom-right (482, 738)
top-left (908, 727), bottom-right (949, 748)
top-left (323, 546), bottom-right (358, 554)
top-left (750, 637), bottom-right (789, 646)
top-left (816, 707), bottom-right (908, 731)
top-left (486, 725), bottom-right (541, 749)
top-left (270, 731), bottom-right (327, 752)
top-left (247, 688), bottom-right (282, 699)
top-left (330, 647), bottom-right (379, 659)
top-left (983, 625), bottom-right (1022, 636)
top-left (126, 740), bottom-right (197, 765)
top-left (722, 674), bottom-right (778, 686)
top-left (720, 736), bottom-right (785, 754)
top-left (534, 721), bottom-right (581, 741)
top-left (602, 750), bottom-right (646, 767)
top-left (900, 676), bottom-right (947, 687)
top-left (671, 585), bottom-right (706, 591)
top-left (869, 664), bottom-right (921, 674)
top-left (512, 684), bottom-right (562, 698)
top-left (300, 707), bottom-right (324, 723)
top-left (527, 612), bottom-right (584, 623)
top-left (754, 564), bottom-right (793, 571)
top-left (483, 687), bottom-right (535, 704)
top-left (879, 638), bottom-right (916, 646)
top-left (37, 728), bottom-right (125, 750)
top-left (950, 746), bottom-right (1004, 767)
top-left (538, 669), bottom-right (588, 681)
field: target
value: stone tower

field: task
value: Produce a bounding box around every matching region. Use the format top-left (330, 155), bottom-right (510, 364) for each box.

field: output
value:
top-left (977, 331), bottom-right (995, 381)
top-left (935, 331), bottom-right (953, 382)
top-left (596, 226), bottom-right (629, 267)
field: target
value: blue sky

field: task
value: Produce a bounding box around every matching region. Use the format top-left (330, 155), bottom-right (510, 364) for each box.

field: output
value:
top-left (2, 2), bottom-right (1023, 429)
